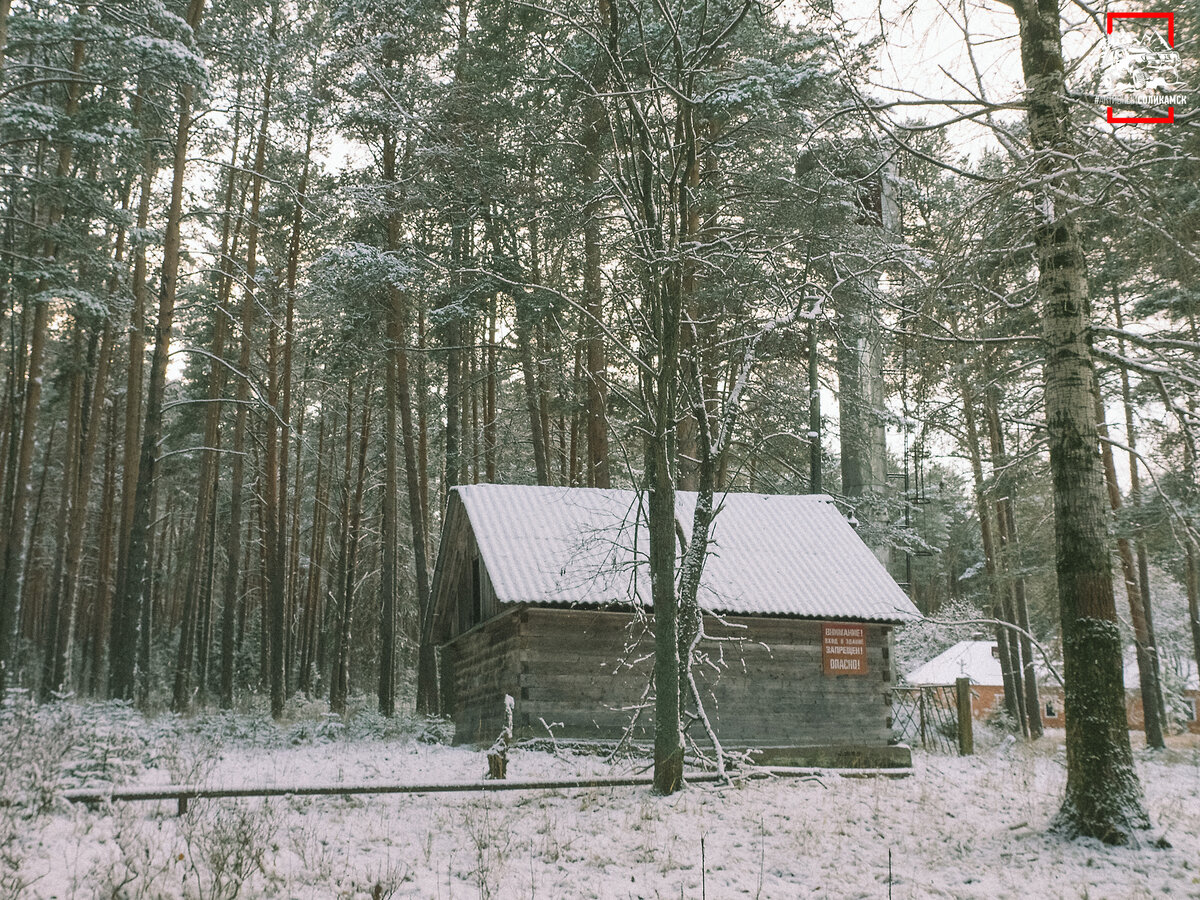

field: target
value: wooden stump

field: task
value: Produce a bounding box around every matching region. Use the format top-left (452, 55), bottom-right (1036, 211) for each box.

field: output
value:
top-left (487, 749), bottom-right (507, 780)
top-left (485, 693), bottom-right (515, 779)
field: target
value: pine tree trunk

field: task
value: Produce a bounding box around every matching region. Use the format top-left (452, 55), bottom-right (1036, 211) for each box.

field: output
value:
top-left (176, 66), bottom-right (246, 709)
top-left (46, 316), bottom-right (113, 697)
top-left (264, 301), bottom-right (286, 719)
top-left (197, 472), bottom-right (218, 698)
top-left (377, 136), bottom-right (403, 717)
top-left (0, 28), bottom-right (87, 697)
top-left (836, 273), bottom-right (887, 542)
top-left (647, 214), bottom-right (683, 797)
top-left (262, 32), bottom-right (304, 717)
top-left (1113, 293), bottom-right (1168, 733)
top-left (1180, 317), bottom-right (1200, 689)
top-left (298, 411), bottom-right (327, 697)
top-left (1166, 369), bottom-right (1200, 701)
top-left (1094, 386), bottom-right (1165, 748)
top-left (89, 403), bottom-right (119, 694)
top-left (331, 381), bottom-right (371, 716)
top-left (444, 214), bottom-right (467, 495)
top-left (379, 335), bottom-right (398, 716)
top-left (808, 324), bottom-right (822, 493)
top-left (485, 299), bottom-right (497, 483)
top-left (569, 343), bottom-right (582, 486)
top-left (648, 436), bottom-right (682, 794)
top-left (378, 262), bottom-right (400, 719)
top-left (320, 381), bottom-right (357, 696)
top-left (0, 0), bottom-right (13, 80)
top-left (960, 376), bottom-right (1020, 723)
top-left (1004, 499), bottom-right (1043, 739)
top-left (135, 478), bottom-right (160, 706)
top-left (109, 135), bottom-right (153, 699)
top-left (217, 57), bottom-right (274, 712)
top-left (517, 316), bottom-right (549, 485)
top-left (113, 0), bottom-right (206, 703)
top-left (279, 101), bottom-right (313, 705)
top-left (581, 0), bottom-right (611, 489)
top-left (41, 327), bottom-right (84, 700)
top-left (22, 422), bottom-right (57, 654)
top-left (1010, 0), bottom-right (1149, 843)
top-left (1189, 539), bottom-right (1200, 684)
top-left (468, 326), bottom-right (479, 483)
top-left (984, 390), bottom-right (1033, 737)
top-left (378, 131), bottom-right (435, 713)
top-left (536, 326), bottom-right (553, 485)
top-left (285, 381), bottom-right (306, 697)
top-left (417, 306), bottom-right (429, 530)
top-left (404, 325), bottom-right (436, 712)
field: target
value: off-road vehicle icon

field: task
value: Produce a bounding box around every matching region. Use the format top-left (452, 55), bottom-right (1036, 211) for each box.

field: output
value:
top-left (1101, 37), bottom-right (1183, 92)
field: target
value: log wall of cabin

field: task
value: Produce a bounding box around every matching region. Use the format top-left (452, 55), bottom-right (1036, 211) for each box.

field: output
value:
top-left (441, 607), bottom-right (895, 748)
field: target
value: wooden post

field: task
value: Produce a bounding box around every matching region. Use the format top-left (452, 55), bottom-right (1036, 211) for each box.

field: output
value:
top-left (956, 677), bottom-right (974, 756)
top-left (919, 689), bottom-right (927, 749)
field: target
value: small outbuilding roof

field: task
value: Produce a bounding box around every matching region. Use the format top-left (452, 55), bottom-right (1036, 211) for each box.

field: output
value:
top-left (440, 484), bottom-right (920, 624)
top-left (908, 641), bottom-right (1200, 692)
top-left (1124, 651), bottom-right (1199, 692)
top-left (906, 640), bottom-right (1004, 686)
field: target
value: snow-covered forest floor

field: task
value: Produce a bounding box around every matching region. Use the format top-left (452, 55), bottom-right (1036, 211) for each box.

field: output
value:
top-left (3, 699), bottom-right (1198, 899)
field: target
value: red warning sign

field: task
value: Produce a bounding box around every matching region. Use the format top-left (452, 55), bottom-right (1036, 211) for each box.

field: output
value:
top-left (822, 622), bottom-right (868, 676)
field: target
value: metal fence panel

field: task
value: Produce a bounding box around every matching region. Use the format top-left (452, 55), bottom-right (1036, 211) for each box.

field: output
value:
top-left (892, 684), bottom-right (960, 754)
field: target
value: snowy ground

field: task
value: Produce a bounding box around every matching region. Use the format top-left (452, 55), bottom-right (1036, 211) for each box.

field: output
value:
top-left (3, 700), bottom-right (1199, 899)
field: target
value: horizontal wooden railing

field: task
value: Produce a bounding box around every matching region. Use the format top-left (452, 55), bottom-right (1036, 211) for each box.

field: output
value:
top-left (62, 765), bottom-right (912, 815)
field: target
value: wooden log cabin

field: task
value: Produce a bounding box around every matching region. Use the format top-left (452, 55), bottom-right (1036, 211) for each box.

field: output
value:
top-left (429, 485), bottom-right (921, 767)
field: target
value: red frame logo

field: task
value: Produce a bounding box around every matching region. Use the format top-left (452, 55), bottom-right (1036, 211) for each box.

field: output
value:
top-left (1105, 12), bottom-right (1175, 124)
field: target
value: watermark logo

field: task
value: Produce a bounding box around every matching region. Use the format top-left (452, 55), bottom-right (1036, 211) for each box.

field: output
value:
top-left (1095, 12), bottom-right (1186, 123)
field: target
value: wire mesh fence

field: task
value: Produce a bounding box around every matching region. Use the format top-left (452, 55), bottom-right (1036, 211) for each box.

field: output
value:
top-left (891, 684), bottom-right (961, 754)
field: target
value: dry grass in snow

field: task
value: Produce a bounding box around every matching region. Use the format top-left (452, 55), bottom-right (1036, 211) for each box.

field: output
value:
top-left (2, 700), bottom-right (1199, 899)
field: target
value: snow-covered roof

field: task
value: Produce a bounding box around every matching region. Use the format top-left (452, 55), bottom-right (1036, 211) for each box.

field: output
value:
top-left (449, 484), bottom-right (920, 623)
top-left (906, 641), bottom-right (1003, 686)
top-left (907, 641), bottom-right (1200, 692)
top-left (1123, 651), bottom-right (1199, 691)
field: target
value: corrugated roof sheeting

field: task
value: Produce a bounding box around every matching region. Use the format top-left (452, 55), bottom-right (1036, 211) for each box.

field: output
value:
top-left (455, 484), bottom-right (920, 624)
top-left (462, 486), bottom-right (652, 608)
